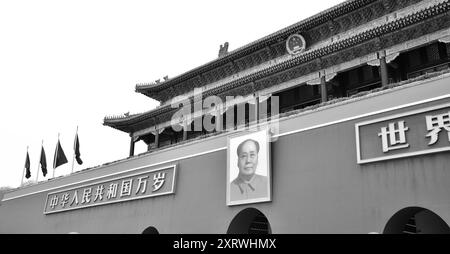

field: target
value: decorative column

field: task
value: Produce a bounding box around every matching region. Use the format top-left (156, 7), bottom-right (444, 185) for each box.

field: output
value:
top-left (320, 72), bottom-right (327, 103)
top-left (255, 97), bottom-right (259, 125)
top-left (155, 130), bottom-right (160, 148)
top-left (129, 136), bottom-right (135, 157)
top-left (379, 50), bottom-right (389, 87)
top-left (369, 51), bottom-right (398, 86)
top-left (183, 123), bottom-right (188, 141)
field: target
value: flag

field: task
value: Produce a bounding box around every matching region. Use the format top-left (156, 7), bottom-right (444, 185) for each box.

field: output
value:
top-left (74, 133), bottom-right (83, 165)
top-left (24, 151), bottom-right (31, 179)
top-left (53, 139), bottom-right (68, 169)
top-left (40, 146), bottom-right (47, 177)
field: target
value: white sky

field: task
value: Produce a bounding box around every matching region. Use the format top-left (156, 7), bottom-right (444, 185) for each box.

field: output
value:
top-left (0, 0), bottom-right (345, 188)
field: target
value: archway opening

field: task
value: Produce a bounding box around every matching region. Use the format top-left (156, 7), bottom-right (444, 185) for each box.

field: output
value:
top-left (142, 226), bottom-right (159, 234)
top-left (227, 208), bottom-right (271, 234)
top-left (383, 207), bottom-right (450, 234)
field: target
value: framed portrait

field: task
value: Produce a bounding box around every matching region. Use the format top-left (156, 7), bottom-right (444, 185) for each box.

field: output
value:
top-left (226, 129), bottom-right (271, 206)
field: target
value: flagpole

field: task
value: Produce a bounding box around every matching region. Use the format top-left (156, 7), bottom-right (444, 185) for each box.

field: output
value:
top-left (21, 146), bottom-right (28, 187)
top-left (53, 133), bottom-right (59, 179)
top-left (71, 126), bottom-right (78, 174)
top-left (36, 140), bottom-right (43, 182)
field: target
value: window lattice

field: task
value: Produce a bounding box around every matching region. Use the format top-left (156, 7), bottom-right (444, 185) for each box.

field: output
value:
top-left (408, 49), bottom-right (422, 69)
top-left (362, 66), bottom-right (374, 81)
top-left (446, 43), bottom-right (450, 58)
top-left (426, 43), bottom-right (440, 62)
top-left (349, 68), bottom-right (359, 86)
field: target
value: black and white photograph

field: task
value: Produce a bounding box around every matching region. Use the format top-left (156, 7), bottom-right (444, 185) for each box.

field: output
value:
top-left (1, 0), bottom-right (450, 239)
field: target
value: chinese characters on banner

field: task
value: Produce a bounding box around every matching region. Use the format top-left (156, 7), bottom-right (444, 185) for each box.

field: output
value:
top-left (425, 112), bottom-right (450, 145)
top-left (44, 165), bottom-right (176, 214)
top-left (356, 103), bottom-right (450, 164)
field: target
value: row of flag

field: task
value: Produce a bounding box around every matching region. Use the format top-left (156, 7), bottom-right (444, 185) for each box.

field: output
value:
top-left (23, 130), bottom-right (83, 184)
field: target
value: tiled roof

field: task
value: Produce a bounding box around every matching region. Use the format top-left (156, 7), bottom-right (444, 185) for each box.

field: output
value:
top-left (105, 0), bottom-right (450, 132)
top-left (135, 0), bottom-right (375, 93)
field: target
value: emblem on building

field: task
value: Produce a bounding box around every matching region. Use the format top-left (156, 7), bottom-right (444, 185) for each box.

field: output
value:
top-left (286, 34), bottom-right (306, 55)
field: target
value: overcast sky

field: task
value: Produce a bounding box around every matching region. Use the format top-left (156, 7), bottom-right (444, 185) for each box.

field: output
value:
top-left (0, 0), bottom-right (345, 188)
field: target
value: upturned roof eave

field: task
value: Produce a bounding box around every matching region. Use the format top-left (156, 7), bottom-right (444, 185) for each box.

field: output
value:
top-left (103, 103), bottom-right (172, 131)
top-left (134, 87), bottom-right (163, 101)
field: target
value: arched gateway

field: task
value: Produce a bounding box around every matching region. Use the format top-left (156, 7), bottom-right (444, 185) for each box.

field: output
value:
top-left (383, 207), bottom-right (450, 234)
top-left (227, 208), bottom-right (271, 234)
top-left (142, 226), bottom-right (160, 234)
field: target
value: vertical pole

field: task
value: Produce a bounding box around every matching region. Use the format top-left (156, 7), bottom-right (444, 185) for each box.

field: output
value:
top-left (36, 140), bottom-right (43, 182)
top-left (379, 51), bottom-right (389, 87)
top-left (21, 146), bottom-right (28, 186)
top-left (71, 126), bottom-right (78, 174)
top-left (320, 75), bottom-right (327, 103)
top-left (53, 133), bottom-right (60, 179)
top-left (129, 135), bottom-right (135, 157)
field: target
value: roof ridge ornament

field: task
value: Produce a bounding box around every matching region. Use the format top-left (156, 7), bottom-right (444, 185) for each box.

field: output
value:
top-left (218, 42), bottom-right (229, 58)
